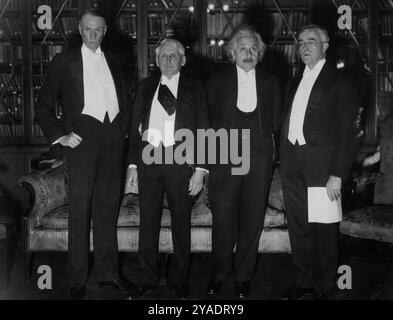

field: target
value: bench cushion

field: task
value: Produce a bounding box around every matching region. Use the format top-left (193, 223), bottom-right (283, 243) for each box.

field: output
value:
top-left (340, 206), bottom-right (393, 243)
top-left (27, 222), bottom-right (291, 253)
top-left (20, 166), bottom-right (286, 227)
top-left (40, 193), bottom-right (286, 229)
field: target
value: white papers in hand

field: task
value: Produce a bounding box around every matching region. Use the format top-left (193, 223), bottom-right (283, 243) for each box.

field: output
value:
top-left (125, 182), bottom-right (139, 195)
top-left (307, 187), bottom-right (342, 223)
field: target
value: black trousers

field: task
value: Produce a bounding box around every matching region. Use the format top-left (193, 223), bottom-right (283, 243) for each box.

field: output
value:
top-left (137, 145), bottom-right (193, 286)
top-left (66, 114), bottom-right (124, 287)
top-left (280, 141), bottom-right (338, 294)
top-left (209, 150), bottom-right (273, 282)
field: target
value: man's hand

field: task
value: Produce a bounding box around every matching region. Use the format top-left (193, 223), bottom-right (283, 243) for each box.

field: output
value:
top-left (124, 167), bottom-right (138, 194)
top-left (58, 132), bottom-right (82, 148)
top-left (188, 170), bottom-right (205, 196)
top-left (326, 175), bottom-right (342, 201)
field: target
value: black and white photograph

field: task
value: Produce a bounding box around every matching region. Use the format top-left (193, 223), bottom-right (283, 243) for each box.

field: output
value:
top-left (0, 0), bottom-right (392, 311)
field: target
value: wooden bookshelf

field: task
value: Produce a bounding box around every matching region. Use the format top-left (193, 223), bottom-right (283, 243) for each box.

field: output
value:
top-left (0, 0), bottom-right (391, 148)
top-left (377, 1), bottom-right (393, 132)
top-left (0, 0), bottom-right (24, 145)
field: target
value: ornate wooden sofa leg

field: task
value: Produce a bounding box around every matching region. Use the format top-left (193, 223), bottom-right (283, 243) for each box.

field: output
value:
top-left (159, 252), bottom-right (170, 286)
top-left (22, 217), bottom-right (35, 283)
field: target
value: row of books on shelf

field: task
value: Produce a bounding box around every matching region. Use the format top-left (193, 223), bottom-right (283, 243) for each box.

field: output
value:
top-left (0, 124), bottom-right (44, 137)
top-left (147, 13), bottom-right (191, 38)
top-left (0, 73), bottom-right (22, 92)
top-left (0, 45), bottom-right (11, 62)
top-left (33, 123), bottom-right (45, 137)
top-left (60, 16), bottom-right (79, 36)
top-left (207, 44), bottom-right (226, 61)
top-left (1, 0), bottom-right (79, 10)
top-left (270, 12), bottom-right (308, 37)
top-left (1, 43), bottom-right (64, 64)
top-left (119, 15), bottom-right (137, 39)
top-left (0, 123), bottom-right (24, 137)
top-left (0, 0), bottom-right (22, 10)
top-left (1, 92), bottom-right (23, 117)
top-left (0, 45), bottom-right (22, 62)
top-left (0, 18), bottom-right (22, 37)
top-left (379, 72), bottom-right (393, 91)
top-left (148, 0), bottom-right (192, 10)
top-left (207, 12), bottom-right (244, 38)
top-left (33, 77), bottom-right (45, 101)
top-left (334, 0), bottom-right (367, 9)
top-left (31, 19), bottom-right (63, 38)
top-left (269, 44), bottom-right (299, 66)
top-left (31, 15), bottom-right (80, 37)
top-left (31, 0), bottom-right (78, 10)
top-left (334, 15), bottom-right (368, 38)
top-left (206, 11), bottom-right (308, 40)
top-left (379, 0), bottom-right (393, 9)
top-left (32, 45), bottom-right (63, 63)
top-left (380, 15), bottom-right (393, 37)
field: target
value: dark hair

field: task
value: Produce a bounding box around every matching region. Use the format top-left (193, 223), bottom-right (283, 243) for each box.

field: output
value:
top-left (78, 8), bottom-right (106, 24)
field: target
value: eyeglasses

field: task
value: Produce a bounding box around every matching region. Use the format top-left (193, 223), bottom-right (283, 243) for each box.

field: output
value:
top-left (298, 39), bottom-right (325, 47)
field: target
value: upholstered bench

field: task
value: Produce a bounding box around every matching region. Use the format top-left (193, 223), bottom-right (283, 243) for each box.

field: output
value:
top-left (340, 206), bottom-right (393, 243)
top-left (19, 165), bottom-right (291, 283)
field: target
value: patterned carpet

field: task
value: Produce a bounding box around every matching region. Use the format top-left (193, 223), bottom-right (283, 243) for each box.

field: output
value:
top-left (1, 233), bottom-right (393, 300)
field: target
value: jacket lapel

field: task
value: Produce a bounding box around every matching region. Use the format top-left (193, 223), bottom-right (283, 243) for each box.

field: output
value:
top-left (175, 72), bottom-right (193, 131)
top-left (68, 48), bottom-right (84, 111)
top-left (103, 51), bottom-right (123, 111)
top-left (304, 63), bottom-right (333, 119)
top-left (283, 75), bottom-right (302, 139)
top-left (141, 74), bottom-right (160, 132)
top-left (228, 65), bottom-right (238, 111)
top-left (255, 67), bottom-right (267, 115)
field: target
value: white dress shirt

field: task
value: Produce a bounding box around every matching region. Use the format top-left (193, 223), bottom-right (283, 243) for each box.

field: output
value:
top-left (52, 44), bottom-right (119, 145)
top-left (236, 65), bottom-right (257, 112)
top-left (129, 72), bottom-right (208, 173)
top-left (146, 73), bottom-right (179, 148)
top-left (81, 44), bottom-right (119, 123)
top-left (288, 58), bottom-right (326, 145)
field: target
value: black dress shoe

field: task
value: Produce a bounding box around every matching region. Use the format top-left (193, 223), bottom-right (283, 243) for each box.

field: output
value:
top-left (70, 286), bottom-right (86, 300)
top-left (127, 284), bottom-right (157, 300)
top-left (235, 281), bottom-right (250, 299)
top-left (98, 279), bottom-right (136, 293)
top-left (281, 287), bottom-right (318, 300)
top-left (206, 278), bottom-right (224, 296)
top-left (172, 283), bottom-right (189, 300)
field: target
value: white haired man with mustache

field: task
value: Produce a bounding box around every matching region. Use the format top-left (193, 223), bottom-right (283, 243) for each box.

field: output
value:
top-left (206, 24), bottom-right (282, 299)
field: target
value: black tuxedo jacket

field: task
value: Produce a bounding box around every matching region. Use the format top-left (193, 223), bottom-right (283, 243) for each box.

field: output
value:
top-left (36, 47), bottom-right (130, 143)
top-left (207, 64), bottom-right (282, 154)
top-left (127, 72), bottom-right (209, 168)
top-left (280, 62), bottom-right (360, 183)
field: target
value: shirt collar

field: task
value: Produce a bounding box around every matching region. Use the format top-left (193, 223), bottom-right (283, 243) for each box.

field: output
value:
top-left (81, 43), bottom-right (103, 56)
top-left (236, 65), bottom-right (255, 78)
top-left (304, 58), bottom-right (326, 74)
top-left (161, 72), bottom-right (180, 86)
